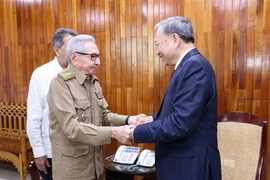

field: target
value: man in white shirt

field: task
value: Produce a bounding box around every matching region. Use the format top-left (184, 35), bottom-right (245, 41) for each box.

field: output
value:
top-left (27, 28), bottom-right (78, 180)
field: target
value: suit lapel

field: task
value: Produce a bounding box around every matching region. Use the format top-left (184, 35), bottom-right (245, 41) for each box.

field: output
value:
top-left (156, 48), bottom-right (201, 118)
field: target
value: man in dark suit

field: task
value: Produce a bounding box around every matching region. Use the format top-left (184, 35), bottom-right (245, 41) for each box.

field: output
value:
top-left (126, 16), bottom-right (222, 180)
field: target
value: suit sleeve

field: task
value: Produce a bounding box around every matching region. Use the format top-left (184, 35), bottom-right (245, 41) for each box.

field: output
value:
top-left (134, 60), bottom-right (208, 143)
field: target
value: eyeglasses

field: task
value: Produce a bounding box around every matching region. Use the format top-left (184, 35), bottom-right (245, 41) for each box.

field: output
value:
top-left (75, 52), bottom-right (101, 61)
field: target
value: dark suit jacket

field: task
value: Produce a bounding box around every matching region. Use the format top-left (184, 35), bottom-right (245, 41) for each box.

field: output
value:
top-left (134, 48), bottom-right (221, 180)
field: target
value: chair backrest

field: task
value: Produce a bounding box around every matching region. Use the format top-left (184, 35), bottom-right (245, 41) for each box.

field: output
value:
top-left (218, 111), bottom-right (267, 180)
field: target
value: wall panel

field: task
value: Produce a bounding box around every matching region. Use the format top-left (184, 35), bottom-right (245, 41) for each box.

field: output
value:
top-left (0, 0), bottom-right (269, 179)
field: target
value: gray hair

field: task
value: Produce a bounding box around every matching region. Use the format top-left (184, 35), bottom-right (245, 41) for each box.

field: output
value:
top-left (52, 28), bottom-right (78, 48)
top-left (66, 34), bottom-right (96, 64)
top-left (155, 16), bottom-right (195, 43)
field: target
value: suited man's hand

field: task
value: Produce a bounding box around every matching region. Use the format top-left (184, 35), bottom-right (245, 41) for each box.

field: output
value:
top-left (111, 125), bottom-right (134, 144)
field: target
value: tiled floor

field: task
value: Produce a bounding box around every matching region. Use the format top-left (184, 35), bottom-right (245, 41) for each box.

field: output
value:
top-left (0, 162), bottom-right (31, 180)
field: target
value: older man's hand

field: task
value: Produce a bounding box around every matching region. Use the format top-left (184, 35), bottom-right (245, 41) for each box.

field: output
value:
top-left (129, 115), bottom-right (153, 126)
top-left (111, 125), bottom-right (135, 144)
top-left (127, 114), bottom-right (146, 126)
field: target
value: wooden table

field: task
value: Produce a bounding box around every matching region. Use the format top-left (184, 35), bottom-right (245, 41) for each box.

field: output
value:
top-left (103, 155), bottom-right (156, 180)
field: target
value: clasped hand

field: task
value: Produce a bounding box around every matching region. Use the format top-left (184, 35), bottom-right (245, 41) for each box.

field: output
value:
top-left (111, 114), bottom-right (153, 144)
top-left (128, 114), bottom-right (153, 126)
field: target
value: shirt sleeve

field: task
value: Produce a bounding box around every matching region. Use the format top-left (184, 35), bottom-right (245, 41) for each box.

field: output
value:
top-left (26, 70), bottom-right (46, 158)
top-left (103, 111), bottom-right (127, 126)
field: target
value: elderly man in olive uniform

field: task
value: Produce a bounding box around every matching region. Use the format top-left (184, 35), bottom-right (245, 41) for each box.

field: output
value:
top-left (47, 34), bottom-right (142, 180)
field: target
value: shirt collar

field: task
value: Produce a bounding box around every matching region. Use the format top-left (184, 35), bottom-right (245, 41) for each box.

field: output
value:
top-left (174, 47), bottom-right (196, 70)
top-left (53, 57), bottom-right (64, 72)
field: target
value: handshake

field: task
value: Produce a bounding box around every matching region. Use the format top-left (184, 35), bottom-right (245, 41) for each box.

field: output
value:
top-left (111, 114), bottom-right (153, 145)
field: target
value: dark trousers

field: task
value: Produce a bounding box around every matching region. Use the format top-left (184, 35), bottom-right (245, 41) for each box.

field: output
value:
top-left (38, 158), bottom-right (53, 180)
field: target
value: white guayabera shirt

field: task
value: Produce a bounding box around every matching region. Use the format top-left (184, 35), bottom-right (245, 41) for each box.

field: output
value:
top-left (27, 57), bottom-right (63, 158)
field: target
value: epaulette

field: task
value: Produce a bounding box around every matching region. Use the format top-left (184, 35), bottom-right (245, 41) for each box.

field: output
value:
top-left (58, 71), bottom-right (75, 81)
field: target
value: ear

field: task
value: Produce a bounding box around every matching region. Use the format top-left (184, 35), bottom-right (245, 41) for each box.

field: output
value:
top-left (70, 53), bottom-right (77, 65)
top-left (53, 46), bottom-right (60, 56)
top-left (172, 33), bottom-right (180, 44)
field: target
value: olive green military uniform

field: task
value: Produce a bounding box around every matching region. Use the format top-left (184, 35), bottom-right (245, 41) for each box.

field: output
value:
top-left (47, 64), bottom-right (127, 180)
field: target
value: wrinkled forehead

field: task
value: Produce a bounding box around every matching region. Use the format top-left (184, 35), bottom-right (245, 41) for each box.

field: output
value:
top-left (154, 30), bottom-right (162, 42)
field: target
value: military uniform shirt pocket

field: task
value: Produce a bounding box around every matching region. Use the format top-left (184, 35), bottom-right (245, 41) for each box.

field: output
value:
top-left (61, 145), bottom-right (89, 178)
top-left (74, 99), bottom-right (90, 122)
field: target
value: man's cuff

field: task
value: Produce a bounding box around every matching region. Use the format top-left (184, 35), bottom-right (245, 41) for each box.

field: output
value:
top-left (33, 146), bottom-right (46, 158)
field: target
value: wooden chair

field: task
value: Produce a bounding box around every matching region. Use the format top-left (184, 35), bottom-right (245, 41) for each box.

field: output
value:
top-left (0, 102), bottom-right (34, 180)
top-left (218, 111), bottom-right (267, 180)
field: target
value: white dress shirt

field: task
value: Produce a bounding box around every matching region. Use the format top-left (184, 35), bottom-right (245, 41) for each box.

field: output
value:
top-left (174, 47), bottom-right (196, 70)
top-left (27, 57), bottom-right (63, 158)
